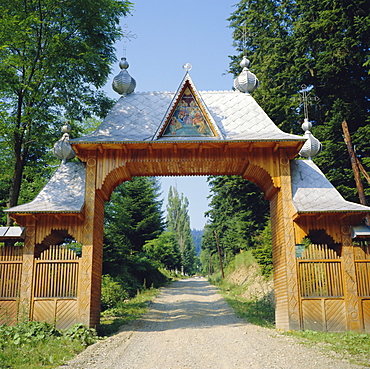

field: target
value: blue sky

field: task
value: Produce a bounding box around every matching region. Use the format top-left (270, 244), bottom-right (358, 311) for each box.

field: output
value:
top-left (104, 1), bottom-right (238, 230)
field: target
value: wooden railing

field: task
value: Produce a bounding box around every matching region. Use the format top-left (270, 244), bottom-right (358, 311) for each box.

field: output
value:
top-left (297, 244), bottom-right (343, 298)
top-left (34, 245), bottom-right (80, 299)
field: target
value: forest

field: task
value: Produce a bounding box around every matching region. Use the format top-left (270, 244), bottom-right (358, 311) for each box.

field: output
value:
top-left (0, 0), bottom-right (369, 298)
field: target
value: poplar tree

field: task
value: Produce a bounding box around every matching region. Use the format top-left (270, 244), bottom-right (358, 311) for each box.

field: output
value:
top-left (166, 186), bottom-right (197, 275)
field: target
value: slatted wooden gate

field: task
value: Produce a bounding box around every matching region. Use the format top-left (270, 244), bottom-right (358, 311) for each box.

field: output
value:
top-left (0, 245), bottom-right (22, 325)
top-left (297, 244), bottom-right (346, 332)
top-left (298, 243), bottom-right (370, 332)
top-left (354, 242), bottom-right (370, 332)
top-left (0, 244), bottom-right (81, 328)
top-left (32, 245), bottom-right (81, 329)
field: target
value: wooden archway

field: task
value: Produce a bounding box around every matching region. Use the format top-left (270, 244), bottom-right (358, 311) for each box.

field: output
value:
top-left (4, 70), bottom-right (370, 331)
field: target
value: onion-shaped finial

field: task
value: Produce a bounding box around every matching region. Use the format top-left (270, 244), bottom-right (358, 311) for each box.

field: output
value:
top-left (234, 56), bottom-right (259, 93)
top-left (53, 123), bottom-right (76, 164)
top-left (299, 118), bottom-right (322, 159)
top-left (112, 57), bottom-right (136, 96)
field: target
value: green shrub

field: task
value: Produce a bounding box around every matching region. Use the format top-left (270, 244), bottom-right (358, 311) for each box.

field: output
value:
top-left (0, 321), bottom-right (97, 368)
top-left (64, 323), bottom-right (97, 346)
top-left (101, 274), bottom-right (129, 311)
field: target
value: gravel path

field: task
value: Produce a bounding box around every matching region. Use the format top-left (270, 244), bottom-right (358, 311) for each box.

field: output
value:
top-left (62, 278), bottom-right (367, 369)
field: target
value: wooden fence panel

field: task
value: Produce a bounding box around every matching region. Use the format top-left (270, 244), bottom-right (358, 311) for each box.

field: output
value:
top-left (301, 299), bottom-right (324, 331)
top-left (33, 245), bottom-right (80, 329)
top-left (354, 242), bottom-right (370, 332)
top-left (363, 300), bottom-right (370, 332)
top-left (0, 246), bottom-right (23, 325)
top-left (298, 244), bottom-right (346, 332)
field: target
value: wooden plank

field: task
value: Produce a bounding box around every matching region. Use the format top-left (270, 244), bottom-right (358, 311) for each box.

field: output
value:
top-left (302, 299), bottom-right (324, 331)
top-left (326, 300), bottom-right (346, 332)
top-left (363, 300), bottom-right (370, 333)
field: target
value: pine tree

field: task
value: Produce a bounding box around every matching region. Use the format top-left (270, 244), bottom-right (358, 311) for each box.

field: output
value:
top-left (228, 0), bottom-right (370, 203)
top-left (103, 177), bottom-right (165, 293)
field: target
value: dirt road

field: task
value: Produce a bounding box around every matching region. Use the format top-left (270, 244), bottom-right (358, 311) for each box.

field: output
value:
top-left (62, 278), bottom-right (367, 368)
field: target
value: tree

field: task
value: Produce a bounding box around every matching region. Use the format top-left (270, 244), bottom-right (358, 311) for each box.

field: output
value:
top-left (166, 186), bottom-right (197, 275)
top-left (0, 0), bottom-right (132, 224)
top-left (228, 0), bottom-right (370, 203)
top-left (143, 232), bottom-right (182, 271)
top-left (103, 177), bottom-right (165, 294)
top-left (104, 177), bottom-right (164, 253)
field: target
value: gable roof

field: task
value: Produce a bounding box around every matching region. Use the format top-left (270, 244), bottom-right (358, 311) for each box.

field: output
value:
top-left (71, 75), bottom-right (304, 144)
top-left (291, 160), bottom-right (370, 214)
top-left (154, 73), bottom-right (221, 139)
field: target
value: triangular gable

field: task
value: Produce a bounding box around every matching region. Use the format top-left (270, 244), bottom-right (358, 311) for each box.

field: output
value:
top-left (154, 73), bottom-right (221, 139)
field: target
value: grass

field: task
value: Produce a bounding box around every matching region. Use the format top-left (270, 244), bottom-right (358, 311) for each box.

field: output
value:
top-left (0, 287), bottom-right (160, 368)
top-left (209, 251), bottom-right (275, 328)
top-left (0, 321), bottom-right (95, 369)
top-left (99, 287), bottom-right (160, 336)
top-left (222, 292), bottom-right (275, 328)
top-left (283, 330), bottom-right (370, 367)
top-left (209, 251), bottom-right (370, 367)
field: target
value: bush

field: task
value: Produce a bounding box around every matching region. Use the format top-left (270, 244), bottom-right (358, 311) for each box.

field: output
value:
top-left (101, 274), bottom-right (129, 311)
top-left (0, 321), bottom-right (97, 368)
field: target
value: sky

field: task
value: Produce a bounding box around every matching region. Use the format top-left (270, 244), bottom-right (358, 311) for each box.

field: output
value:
top-left (104, 1), bottom-right (239, 230)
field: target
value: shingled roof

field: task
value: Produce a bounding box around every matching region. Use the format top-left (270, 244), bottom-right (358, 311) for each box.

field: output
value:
top-left (4, 162), bottom-right (86, 214)
top-left (4, 72), bottom-right (370, 218)
top-left (291, 160), bottom-right (370, 214)
top-left (71, 74), bottom-right (304, 144)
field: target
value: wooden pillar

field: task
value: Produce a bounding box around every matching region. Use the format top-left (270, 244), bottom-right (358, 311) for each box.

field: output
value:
top-left (78, 151), bottom-right (104, 328)
top-left (271, 155), bottom-right (301, 330)
top-left (341, 223), bottom-right (362, 331)
top-left (19, 217), bottom-right (36, 321)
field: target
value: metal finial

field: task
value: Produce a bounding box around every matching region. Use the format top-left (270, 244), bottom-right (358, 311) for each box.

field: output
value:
top-left (53, 123), bottom-right (76, 164)
top-left (234, 22), bottom-right (257, 55)
top-left (298, 84), bottom-right (320, 121)
top-left (112, 57), bottom-right (136, 95)
top-left (298, 85), bottom-right (322, 160)
top-left (182, 63), bottom-right (192, 72)
top-left (234, 56), bottom-right (259, 93)
top-left (122, 24), bottom-right (137, 57)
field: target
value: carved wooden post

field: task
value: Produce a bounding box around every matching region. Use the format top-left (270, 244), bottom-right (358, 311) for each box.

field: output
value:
top-left (270, 155), bottom-right (301, 330)
top-left (19, 217), bottom-right (36, 321)
top-left (78, 151), bottom-right (104, 327)
top-left (341, 223), bottom-right (362, 331)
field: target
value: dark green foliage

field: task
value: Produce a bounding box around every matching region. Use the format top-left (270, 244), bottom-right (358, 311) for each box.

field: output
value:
top-left (104, 177), bottom-right (164, 252)
top-left (252, 220), bottom-right (273, 277)
top-left (202, 175), bottom-right (269, 273)
top-left (103, 177), bottom-right (166, 296)
top-left (229, 0), bottom-right (370, 204)
top-left (101, 274), bottom-right (129, 311)
top-left (143, 231), bottom-right (182, 271)
top-left (0, 0), bottom-right (132, 220)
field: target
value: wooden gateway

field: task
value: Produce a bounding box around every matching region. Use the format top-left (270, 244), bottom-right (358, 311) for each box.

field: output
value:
top-left (2, 57), bottom-right (370, 332)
